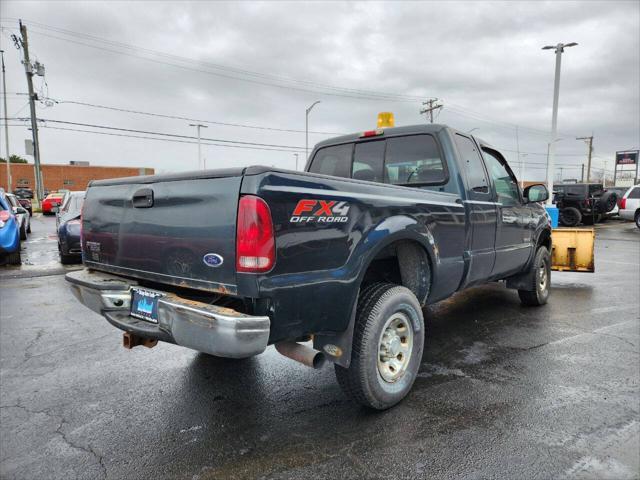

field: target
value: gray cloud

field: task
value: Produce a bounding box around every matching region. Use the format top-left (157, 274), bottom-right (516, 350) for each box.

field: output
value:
top-left (1, 0), bottom-right (638, 181)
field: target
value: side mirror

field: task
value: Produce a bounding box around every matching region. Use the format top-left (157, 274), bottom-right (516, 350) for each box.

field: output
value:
top-left (524, 184), bottom-right (549, 203)
top-left (16, 207), bottom-right (27, 215)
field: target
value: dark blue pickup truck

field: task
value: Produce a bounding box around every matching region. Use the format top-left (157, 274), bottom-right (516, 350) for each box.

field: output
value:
top-left (66, 124), bottom-right (551, 409)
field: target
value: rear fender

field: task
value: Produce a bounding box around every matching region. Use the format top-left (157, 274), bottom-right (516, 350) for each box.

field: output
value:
top-left (314, 215), bottom-right (436, 367)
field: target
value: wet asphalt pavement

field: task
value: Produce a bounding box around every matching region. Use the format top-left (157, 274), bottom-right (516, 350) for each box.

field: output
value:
top-left (1, 215), bottom-right (639, 480)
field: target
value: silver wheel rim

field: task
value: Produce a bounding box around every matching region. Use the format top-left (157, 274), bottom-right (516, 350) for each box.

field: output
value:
top-left (539, 262), bottom-right (548, 291)
top-left (377, 312), bottom-right (413, 383)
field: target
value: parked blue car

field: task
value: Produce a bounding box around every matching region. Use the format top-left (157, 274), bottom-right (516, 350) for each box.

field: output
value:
top-left (0, 190), bottom-right (21, 265)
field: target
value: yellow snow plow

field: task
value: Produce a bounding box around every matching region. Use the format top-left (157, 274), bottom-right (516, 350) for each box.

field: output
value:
top-left (551, 228), bottom-right (595, 273)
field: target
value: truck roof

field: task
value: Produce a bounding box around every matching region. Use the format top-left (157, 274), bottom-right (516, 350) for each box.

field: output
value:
top-left (314, 123), bottom-right (450, 149)
top-left (314, 123), bottom-right (494, 151)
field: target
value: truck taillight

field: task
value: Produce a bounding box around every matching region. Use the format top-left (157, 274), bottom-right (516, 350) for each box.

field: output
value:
top-left (236, 195), bottom-right (275, 273)
top-left (620, 198), bottom-right (626, 210)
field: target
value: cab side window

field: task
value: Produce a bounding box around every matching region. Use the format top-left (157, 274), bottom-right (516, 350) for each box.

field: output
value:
top-left (385, 135), bottom-right (446, 186)
top-left (454, 134), bottom-right (490, 200)
top-left (482, 148), bottom-right (520, 206)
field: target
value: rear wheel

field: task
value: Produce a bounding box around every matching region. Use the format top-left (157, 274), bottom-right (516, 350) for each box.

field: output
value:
top-left (59, 252), bottom-right (77, 265)
top-left (635, 211), bottom-right (640, 230)
top-left (27, 222), bottom-right (31, 233)
top-left (335, 283), bottom-right (425, 410)
top-left (560, 207), bottom-right (581, 227)
top-left (59, 243), bottom-right (77, 265)
top-left (582, 213), bottom-right (601, 225)
top-left (518, 247), bottom-right (551, 306)
top-left (19, 223), bottom-right (27, 240)
top-left (5, 249), bottom-right (21, 265)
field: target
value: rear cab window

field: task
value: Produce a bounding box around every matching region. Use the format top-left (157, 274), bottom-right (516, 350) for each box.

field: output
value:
top-left (308, 143), bottom-right (352, 179)
top-left (628, 187), bottom-right (640, 199)
top-left (308, 133), bottom-right (455, 194)
top-left (352, 141), bottom-right (384, 182)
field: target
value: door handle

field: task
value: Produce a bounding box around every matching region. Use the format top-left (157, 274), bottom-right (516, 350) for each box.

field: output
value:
top-left (132, 188), bottom-right (154, 208)
top-left (472, 186), bottom-right (489, 194)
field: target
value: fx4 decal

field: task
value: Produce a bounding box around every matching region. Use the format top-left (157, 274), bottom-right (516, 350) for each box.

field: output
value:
top-left (290, 199), bottom-right (350, 223)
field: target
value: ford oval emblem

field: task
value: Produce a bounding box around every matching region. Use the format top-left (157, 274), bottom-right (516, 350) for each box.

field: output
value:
top-left (203, 253), bottom-right (224, 268)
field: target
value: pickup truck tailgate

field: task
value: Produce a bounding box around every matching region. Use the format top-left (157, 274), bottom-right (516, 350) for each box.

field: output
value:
top-left (81, 169), bottom-right (243, 293)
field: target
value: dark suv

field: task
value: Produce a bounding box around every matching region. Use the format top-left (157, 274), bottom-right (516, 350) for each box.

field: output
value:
top-left (554, 183), bottom-right (618, 226)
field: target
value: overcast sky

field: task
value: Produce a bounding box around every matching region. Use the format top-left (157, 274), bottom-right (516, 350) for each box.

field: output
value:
top-left (1, 0), bottom-right (639, 181)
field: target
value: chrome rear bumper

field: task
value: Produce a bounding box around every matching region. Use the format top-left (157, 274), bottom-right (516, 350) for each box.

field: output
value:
top-left (65, 269), bottom-right (270, 358)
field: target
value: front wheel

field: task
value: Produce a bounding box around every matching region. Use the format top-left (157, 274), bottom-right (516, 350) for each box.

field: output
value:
top-left (19, 223), bottom-right (27, 240)
top-left (635, 211), bottom-right (640, 230)
top-left (335, 283), bottom-right (425, 410)
top-left (518, 247), bottom-right (551, 306)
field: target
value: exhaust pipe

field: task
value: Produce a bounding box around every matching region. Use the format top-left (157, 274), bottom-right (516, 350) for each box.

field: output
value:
top-left (275, 341), bottom-right (326, 369)
top-left (123, 332), bottom-right (158, 349)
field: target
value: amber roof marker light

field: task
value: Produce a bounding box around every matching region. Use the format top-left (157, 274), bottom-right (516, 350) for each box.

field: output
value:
top-left (377, 112), bottom-right (395, 129)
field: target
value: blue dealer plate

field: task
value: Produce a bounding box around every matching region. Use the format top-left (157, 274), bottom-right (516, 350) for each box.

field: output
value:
top-left (130, 288), bottom-right (163, 323)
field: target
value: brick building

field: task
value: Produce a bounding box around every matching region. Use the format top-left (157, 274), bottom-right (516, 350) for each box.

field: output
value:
top-left (0, 163), bottom-right (154, 193)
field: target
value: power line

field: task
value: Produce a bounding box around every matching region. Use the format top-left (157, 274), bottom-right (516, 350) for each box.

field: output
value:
top-left (1, 123), bottom-right (304, 153)
top-left (3, 116), bottom-right (306, 150)
top-left (1, 18), bottom-right (426, 101)
top-left (0, 23), bottom-right (420, 103)
top-left (47, 97), bottom-right (344, 135)
top-left (0, 19), bottom-right (586, 139)
top-left (3, 123), bottom-right (612, 171)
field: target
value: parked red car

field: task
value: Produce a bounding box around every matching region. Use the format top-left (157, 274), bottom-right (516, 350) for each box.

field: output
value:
top-left (42, 193), bottom-right (65, 215)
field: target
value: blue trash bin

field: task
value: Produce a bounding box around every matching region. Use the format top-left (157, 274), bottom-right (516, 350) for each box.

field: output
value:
top-left (545, 206), bottom-right (559, 228)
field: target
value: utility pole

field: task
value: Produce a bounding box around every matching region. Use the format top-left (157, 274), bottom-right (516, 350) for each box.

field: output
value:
top-left (420, 98), bottom-right (443, 123)
top-left (1, 50), bottom-right (11, 191)
top-left (189, 123), bottom-right (207, 169)
top-left (542, 41), bottom-right (578, 205)
top-left (305, 101), bottom-right (321, 161)
top-left (576, 135), bottom-right (593, 182)
top-left (17, 21), bottom-right (45, 203)
top-left (293, 153), bottom-right (299, 171)
top-left (581, 163), bottom-right (585, 182)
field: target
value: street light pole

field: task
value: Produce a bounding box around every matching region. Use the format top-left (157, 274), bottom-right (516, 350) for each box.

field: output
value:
top-left (293, 153), bottom-right (299, 171)
top-left (305, 101), bottom-right (321, 161)
top-left (189, 123), bottom-right (207, 170)
top-left (542, 41), bottom-right (577, 205)
top-left (1, 50), bottom-right (11, 191)
top-left (519, 153), bottom-right (528, 189)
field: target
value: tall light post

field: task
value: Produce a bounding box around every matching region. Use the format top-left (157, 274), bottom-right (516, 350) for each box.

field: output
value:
top-left (519, 153), bottom-right (528, 188)
top-left (1, 50), bottom-right (11, 191)
top-left (293, 153), bottom-right (299, 171)
top-left (189, 123), bottom-right (207, 170)
top-left (546, 138), bottom-right (563, 186)
top-left (542, 41), bottom-right (578, 204)
top-left (305, 100), bottom-right (321, 161)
